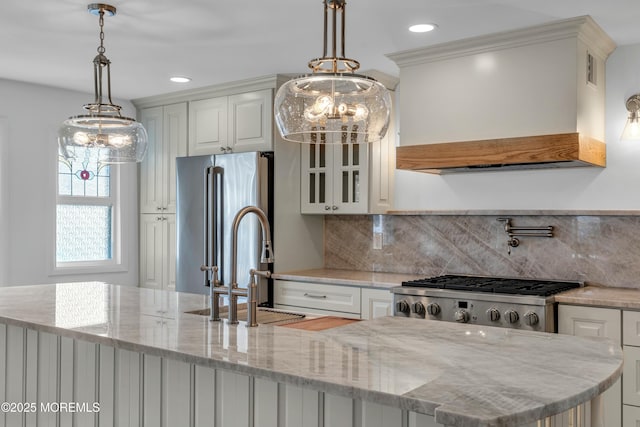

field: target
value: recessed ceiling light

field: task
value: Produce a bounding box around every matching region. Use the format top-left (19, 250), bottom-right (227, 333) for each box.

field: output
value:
top-left (170, 76), bottom-right (192, 83)
top-left (409, 23), bottom-right (437, 33)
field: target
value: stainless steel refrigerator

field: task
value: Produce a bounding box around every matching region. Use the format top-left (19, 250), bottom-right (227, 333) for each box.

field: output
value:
top-left (175, 151), bottom-right (274, 304)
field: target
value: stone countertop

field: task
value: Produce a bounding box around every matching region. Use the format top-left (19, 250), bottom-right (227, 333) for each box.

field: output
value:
top-left (555, 285), bottom-right (640, 309)
top-left (271, 268), bottom-right (424, 289)
top-left (0, 282), bottom-right (622, 427)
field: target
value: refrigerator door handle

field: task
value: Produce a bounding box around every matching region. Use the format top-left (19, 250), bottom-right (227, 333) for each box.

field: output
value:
top-left (204, 166), bottom-right (224, 287)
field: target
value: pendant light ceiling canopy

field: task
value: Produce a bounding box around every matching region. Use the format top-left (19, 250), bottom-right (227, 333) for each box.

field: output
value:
top-left (274, 0), bottom-right (392, 144)
top-left (58, 3), bottom-right (148, 164)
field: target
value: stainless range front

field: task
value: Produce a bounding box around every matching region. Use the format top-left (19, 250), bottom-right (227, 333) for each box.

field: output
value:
top-left (391, 275), bottom-right (582, 333)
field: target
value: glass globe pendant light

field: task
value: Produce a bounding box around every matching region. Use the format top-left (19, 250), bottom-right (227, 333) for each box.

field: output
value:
top-left (58, 3), bottom-right (148, 163)
top-left (274, 0), bottom-right (391, 144)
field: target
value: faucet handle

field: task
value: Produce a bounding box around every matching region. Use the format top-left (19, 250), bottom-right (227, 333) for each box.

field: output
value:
top-left (261, 240), bottom-right (275, 263)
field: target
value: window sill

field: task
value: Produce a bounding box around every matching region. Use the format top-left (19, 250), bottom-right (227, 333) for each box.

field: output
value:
top-left (50, 263), bottom-right (128, 277)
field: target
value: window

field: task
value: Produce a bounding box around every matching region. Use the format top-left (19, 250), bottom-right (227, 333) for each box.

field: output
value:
top-left (55, 148), bottom-right (121, 271)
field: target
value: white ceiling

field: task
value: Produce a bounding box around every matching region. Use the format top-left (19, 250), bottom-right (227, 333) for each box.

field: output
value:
top-left (2, 0), bottom-right (639, 101)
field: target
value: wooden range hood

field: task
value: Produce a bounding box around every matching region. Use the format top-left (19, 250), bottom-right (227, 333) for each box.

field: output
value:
top-left (396, 133), bottom-right (606, 174)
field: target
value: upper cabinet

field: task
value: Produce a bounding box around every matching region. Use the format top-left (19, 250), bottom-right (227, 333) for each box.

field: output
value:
top-left (300, 96), bottom-right (396, 215)
top-left (388, 16), bottom-right (616, 174)
top-left (188, 89), bottom-right (273, 155)
top-left (140, 103), bottom-right (188, 214)
top-left (301, 141), bottom-right (369, 214)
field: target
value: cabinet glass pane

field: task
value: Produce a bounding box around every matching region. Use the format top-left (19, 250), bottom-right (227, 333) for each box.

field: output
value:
top-left (309, 174), bottom-right (316, 203)
top-left (353, 144), bottom-right (360, 166)
top-left (342, 144), bottom-right (349, 167)
top-left (353, 171), bottom-right (360, 203)
top-left (320, 144), bottom-right (326, 168)
top-left (342, 171), bottom-right (349, 203)
top-left (319, 173), bottom-right (326, 204)
top-left (310, 144), bottom-right (316, 168)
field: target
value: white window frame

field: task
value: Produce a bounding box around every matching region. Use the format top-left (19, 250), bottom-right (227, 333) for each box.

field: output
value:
top-left (52, 157), bottom-right (126, 275)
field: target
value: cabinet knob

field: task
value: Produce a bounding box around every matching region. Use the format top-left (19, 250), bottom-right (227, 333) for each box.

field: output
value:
top-left (332, 206), bottom-right (338, 211)
top-left (157, 207), bottom-right (162, 211)
top-left (156, 217), bottom-right (163, 221)
top-left (220, 147), bottom-right (227, 153)
top-left (325, 206), bottom-right (331, 211)
top-left (226, 146), bottom-right (233, 152)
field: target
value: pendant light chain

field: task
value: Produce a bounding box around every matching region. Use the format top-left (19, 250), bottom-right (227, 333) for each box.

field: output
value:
top-left (97, 8), bottom-right (106, 55)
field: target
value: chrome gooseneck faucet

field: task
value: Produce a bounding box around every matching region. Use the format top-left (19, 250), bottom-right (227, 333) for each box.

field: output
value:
top-left (203, 206), bottom-right (274, 327)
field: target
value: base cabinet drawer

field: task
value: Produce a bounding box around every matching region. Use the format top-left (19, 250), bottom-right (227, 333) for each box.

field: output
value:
top-left (274, 280), bottom-right (360, 314)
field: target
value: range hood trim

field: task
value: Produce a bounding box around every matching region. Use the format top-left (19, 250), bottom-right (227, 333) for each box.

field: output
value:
top-left (396, 133), bottom-right (606, 174)
top-left (387, 16), bottom-right (616, 68)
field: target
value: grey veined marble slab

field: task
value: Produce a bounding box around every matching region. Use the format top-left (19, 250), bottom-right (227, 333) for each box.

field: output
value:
top-left (0, 282), bottom-right (622, 427)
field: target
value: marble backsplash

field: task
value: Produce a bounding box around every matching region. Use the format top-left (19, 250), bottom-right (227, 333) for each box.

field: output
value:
top-left (324, 215), bottom-right (640, 288)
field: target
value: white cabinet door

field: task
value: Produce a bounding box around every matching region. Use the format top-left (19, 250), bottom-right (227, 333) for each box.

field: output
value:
top-left (623, 404), bottom-right (640, 426)
top-left (361, 288), bottom-right (393, 320)
top-left (140, 106), bottom-right (163, 214)
top-left (299, 104), bottom-right (396, 216)
top-left (558, 305), bottom-right (621, 343)
top-left (331, 142), bottom-right (369, 214)
top-left (301, 142), bottom-right (333, 213)
top-left (140, 214), bottom-right (175, 291)
top-left (558, 304), bottom-right (622, 427)
top-left (624, 345), bottom-right (640, 406)
top-left (189, 96), bottom-right (229, 155)
top-left (229, 89), bottom-right (273, 152)
top-left (140, 103), bottom-right (187, 214)
top-left (369, 105), bottom-right (395, 214)
top-left (624, 311), bottom-right (640, 346)
top-left (300, 143), bottom-right (369, 214)
top-left (163, 103), bottom-right (188, 213)
top-left (165, 214), bottom-right (176, 291)
top-left (140, 214), bottom-right (164, 290)
top-left (189, 90), bottom-right (273, 156)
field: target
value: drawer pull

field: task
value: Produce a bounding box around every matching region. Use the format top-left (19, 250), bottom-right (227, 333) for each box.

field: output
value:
top-left (304, 293), bottom-right (327, 299)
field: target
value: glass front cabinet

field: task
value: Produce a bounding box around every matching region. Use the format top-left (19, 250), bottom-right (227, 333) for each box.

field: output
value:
top-left (301, 138), bottom-right (369, 214)
top-left (300, 114), bottom-right (395, 215)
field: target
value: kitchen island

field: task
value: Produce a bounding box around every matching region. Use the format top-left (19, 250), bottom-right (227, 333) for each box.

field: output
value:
top-left (0, 282), bottom-right (622, 427)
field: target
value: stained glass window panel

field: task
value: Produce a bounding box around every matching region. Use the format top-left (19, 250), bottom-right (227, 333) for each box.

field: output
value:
top-left (57, 154), bottom-right (110, 197)
top-left (56, 205), bottom-right (112, 262)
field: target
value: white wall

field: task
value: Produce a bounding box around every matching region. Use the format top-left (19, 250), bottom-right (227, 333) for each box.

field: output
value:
top-left (394, 43), bottom-right (640, 211)
top-left (0, 117), bottom-right (8, 285)
top-left (0, 78), bottom-right (139, 286)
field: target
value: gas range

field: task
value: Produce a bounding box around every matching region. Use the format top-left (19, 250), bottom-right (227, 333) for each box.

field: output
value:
top-left (391, 274), bottom-right (582, 332)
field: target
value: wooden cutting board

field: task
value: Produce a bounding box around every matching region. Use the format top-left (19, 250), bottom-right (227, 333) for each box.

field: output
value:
top-left (278, 316), bottom-right (359, 331)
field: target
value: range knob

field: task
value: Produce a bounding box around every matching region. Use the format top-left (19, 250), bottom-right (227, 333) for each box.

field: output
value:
top-left (395, 300), bottom-right (410, 315)
top-left (486, 308), bottom-right (501, 322)
top-left (504, 310), bottom-right (520, 324)
top-left (426, 303), bottom-right (441, 316)
top-left (523, 311), bottom-right (540, 326)
top-left (454, 309), bottom-right (470, 323)
top-left (413, 302), bottom-right (426, 316)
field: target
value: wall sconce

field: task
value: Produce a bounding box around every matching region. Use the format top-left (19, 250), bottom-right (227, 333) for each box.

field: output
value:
top-left (622, 94), bottom-right (640, 140)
